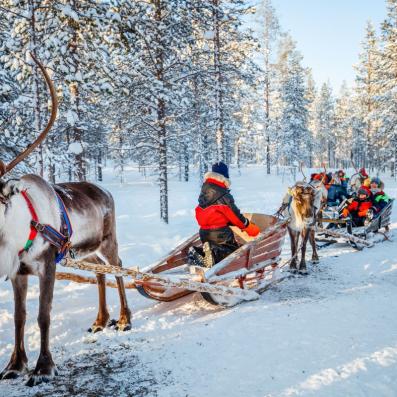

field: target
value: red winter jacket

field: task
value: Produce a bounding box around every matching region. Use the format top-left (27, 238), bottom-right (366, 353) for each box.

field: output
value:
top-left (346, 199), bottom-right (372, 217)
top-left (195, 172), bottom-right (249, 230)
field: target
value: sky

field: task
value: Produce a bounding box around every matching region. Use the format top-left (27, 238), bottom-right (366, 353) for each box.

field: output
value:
top-left (269, 0), bottom-right (387, 93)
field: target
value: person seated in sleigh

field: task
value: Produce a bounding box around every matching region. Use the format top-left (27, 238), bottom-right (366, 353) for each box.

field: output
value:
top-left (349, 168), bottom-right (370, 195)
top-left (189, 161), bottom-right (260, 268)
top-left (341, 185), bottom-right (373, 226)
top-left (370, 177), bottom-right (390, 214)
top-left (310, 172), bottom-right (331, 187)
top-left (327, 170), bottom-right (349, 206)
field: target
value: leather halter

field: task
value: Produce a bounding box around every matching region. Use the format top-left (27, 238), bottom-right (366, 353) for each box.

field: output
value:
top-left (18, 190), bottom-right (73, 262)
top-left (18, 190), bottom-right (39, 255)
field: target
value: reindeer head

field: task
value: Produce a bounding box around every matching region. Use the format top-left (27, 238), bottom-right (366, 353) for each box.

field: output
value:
top-left (291, 183), bottom-right (315, 217)
top-left (289, 183), bottom-right (316, 231)
top-left (0, 179), bottom-right (22, 225)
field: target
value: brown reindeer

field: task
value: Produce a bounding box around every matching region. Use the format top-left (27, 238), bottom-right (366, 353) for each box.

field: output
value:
top-left (281, 180), bottom-right (327, 274)
top-left (0, 55), bottom-right (131, 387)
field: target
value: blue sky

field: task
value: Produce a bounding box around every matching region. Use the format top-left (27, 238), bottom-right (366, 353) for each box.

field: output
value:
top-left (270, 0), bottom-right (387, 93)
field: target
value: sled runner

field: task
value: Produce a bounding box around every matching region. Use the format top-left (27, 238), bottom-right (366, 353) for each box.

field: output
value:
top-left (316, 199), bottom-right (393, 250)
top-left (135, 213), bottom-right (288, 306)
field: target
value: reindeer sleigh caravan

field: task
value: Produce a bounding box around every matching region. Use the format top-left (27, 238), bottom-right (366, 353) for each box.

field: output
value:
top-left (317, 200), bottom-right (393, 250)
top-left (0, 57), bottom-right (392, 388)
top-left (312, 166), bottom-right (394, 250)
top-left (0, 55), bottom-right (292, 387)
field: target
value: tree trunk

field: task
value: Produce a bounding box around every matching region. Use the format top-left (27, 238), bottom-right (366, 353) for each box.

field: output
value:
top-left (154, 0), bottom-right (168, 223)
top-left (70, 0), bottom-right (85, 181)
top-left (97, 149), bottom-right (103, 182)
top-left (213, 0), bottom-right (225, 162)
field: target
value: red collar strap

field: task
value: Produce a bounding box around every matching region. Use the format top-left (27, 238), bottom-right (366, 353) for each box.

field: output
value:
top-left (18, 190), bottom-right (39, 256)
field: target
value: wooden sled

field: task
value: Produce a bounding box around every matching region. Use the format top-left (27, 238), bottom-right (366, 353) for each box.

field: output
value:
top-left (135, 213), bottom-right (288, 306)
top-left (317, 199), bottom-right (393, 250)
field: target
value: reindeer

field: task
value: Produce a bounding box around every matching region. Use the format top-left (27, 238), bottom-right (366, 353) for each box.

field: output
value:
top-left (0, 55), bottom-right (131, 387)
top-left (280, 178), bottom-right (328, 274)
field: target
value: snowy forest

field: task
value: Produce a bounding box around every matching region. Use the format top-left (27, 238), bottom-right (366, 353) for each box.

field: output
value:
top-left (0, 0), bottom-right (396, 223)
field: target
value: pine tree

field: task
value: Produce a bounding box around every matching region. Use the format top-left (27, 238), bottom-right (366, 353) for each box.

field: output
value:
top-left (258, 0), bottom-right (280, 174)
top-left (334, 82), bottom-right (353, 168)
top-left (377, 0), bottom-right (397, 175)
top-left (279, 49), bottom-right (309, 166)
top-left (354, 21), bottom-right (381, 171)
top-left (305, 69), bottom-right (316, 167)
top-left (314, 82), bottom-right (335, 167)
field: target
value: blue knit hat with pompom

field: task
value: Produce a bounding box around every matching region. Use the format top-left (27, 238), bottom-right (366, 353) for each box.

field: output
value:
top-left (212, 162), bottom-right (229, 179)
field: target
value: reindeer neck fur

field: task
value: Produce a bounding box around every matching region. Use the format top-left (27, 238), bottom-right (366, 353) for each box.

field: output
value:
top-left (286, 182), bottom-right (315, 232)
top-left (0, 175), bottom-right (60, 279)
top-left (288, 180), bottom-right (328, 232)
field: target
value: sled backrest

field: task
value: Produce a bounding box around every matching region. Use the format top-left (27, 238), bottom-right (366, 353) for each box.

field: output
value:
top-left (231, 213), bottom-right (277, 244)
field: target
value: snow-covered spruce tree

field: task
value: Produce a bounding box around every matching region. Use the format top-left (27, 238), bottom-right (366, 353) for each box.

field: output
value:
top-left (0, 0), bottom-right (52, 176)
top-left (354, 21), bottom-right (382, 171)
top-left (334, 82), bottom-right (354, 169)
top-left (376, 0), bottom-right (397, 176)
top-left (305, 69), bottom-right (317, 167)
top-left (42, 0), bottom-right (111, 181)
top-left (313, 82), bottom-right (336, 167)
top-left (108, 0), bottom-right (195, 223)
top-left (279, 48), bottom-right (309, 166)
top-left (233, 84), bottom-right (264, 167)
top-left (258, 0), bottom-right (280, 174)
top-left (0, 11), bottom-right (21, 165)
top-left (191, 0), bottom-right (257, 164)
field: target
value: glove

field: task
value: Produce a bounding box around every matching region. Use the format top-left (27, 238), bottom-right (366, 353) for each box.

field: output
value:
top-left (244, 222), bottom-right (260, 237)
top-left (341, 208), bottom-right (349, 218)
top-left (358, 209), bottom-right (369, 217)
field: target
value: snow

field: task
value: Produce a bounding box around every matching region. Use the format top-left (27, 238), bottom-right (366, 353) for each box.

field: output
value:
top-left (204, 30), bottom-right (215, 40)
top-left (1, 166), bottom-right (397, 396)
top-left (68, 142), bottom-right (84, 155)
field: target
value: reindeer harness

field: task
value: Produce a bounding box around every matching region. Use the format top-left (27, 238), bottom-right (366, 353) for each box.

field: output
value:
top-left (19, 190), bottom-right (73, 263)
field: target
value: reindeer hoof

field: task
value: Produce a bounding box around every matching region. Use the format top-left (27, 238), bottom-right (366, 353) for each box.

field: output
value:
top-left (87, 325), bottom-right (104, 333)
top-left (1, 369), bottom-right (22, 380)
top-left (298, 268), bottom-right (308, 275)
top-left (115, 323), bottom-right (132, 332)
top-left (312, 257), bottom-right (320, 264)
top-left (26, 367), bottom-right (57, 387)
top-left (0, 363), bottom-right (28, 380)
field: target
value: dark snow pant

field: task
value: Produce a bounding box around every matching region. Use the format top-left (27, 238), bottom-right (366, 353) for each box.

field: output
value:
top-left (327, 185), bottom-right (348, 206)
top-left (199, 227), bottom-right (239, 264)
top-left (350, 211), bottom-right (365, 227)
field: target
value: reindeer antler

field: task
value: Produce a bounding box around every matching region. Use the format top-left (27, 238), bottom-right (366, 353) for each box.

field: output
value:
top-left (320, 162), bottom-right (328, 184)
top-left (299, 162), bottom-right (307, 181)
top-left (0, 53), bottom-right (58, 178)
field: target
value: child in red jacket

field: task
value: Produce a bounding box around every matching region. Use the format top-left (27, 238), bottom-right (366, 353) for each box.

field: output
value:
top-left (341, 186), bottom-right (372, 226)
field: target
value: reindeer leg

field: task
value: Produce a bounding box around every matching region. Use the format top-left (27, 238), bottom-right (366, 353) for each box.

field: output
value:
top-left (310, 228), bottom-right (319, 263)
top-left (97, 236), bottom-right (132, 332)
top-left (299, 229), bottom-right (310, 275)
top-left (115, 274), bottom-right (132, 331)
top-left (114, 257), bottom-right (131, 331)
top-left (288, 228), bottom-right (298, 272)
top-left (26, 262), bottom-right (57, 387)
top-left (88, 273), bottom-right (110, 333)
top-left (0, 275), bottom-right (29, 380)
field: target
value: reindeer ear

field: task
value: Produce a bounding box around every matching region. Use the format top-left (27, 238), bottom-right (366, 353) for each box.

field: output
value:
top-left (0, 179), bottom-right (22, 199)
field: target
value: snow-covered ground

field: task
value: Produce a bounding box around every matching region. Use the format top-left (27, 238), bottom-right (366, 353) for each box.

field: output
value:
top-left (1, 166), bottom-right (397, 397)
